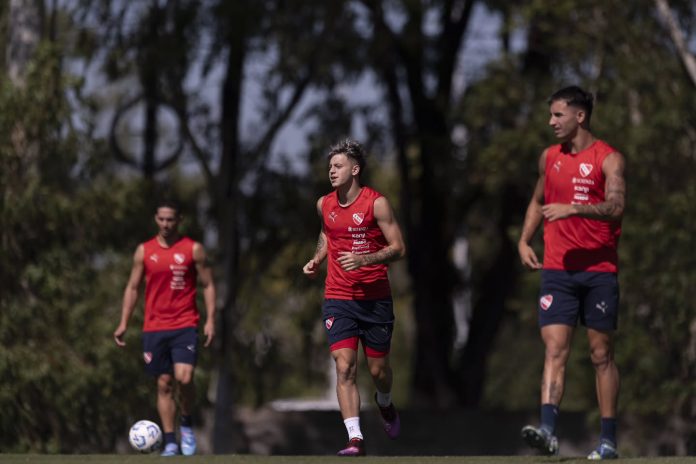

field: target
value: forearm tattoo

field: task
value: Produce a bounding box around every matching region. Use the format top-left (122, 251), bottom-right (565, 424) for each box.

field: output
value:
top-left (574, 174), bottom-right (626, 220)
top-left (315, 233), bottom-right (326, 258)
top-left (359, 247), bottom-right (400, 266)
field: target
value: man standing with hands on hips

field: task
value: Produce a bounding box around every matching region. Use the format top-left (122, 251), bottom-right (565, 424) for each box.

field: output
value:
top-left (518, 86), bottom-right (626, 460)
top-left (303, 139), bottom-right (406, 457)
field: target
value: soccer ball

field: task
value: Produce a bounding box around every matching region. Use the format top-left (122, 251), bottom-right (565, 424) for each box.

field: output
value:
top-left (128, 420), bottom-right (162, 453)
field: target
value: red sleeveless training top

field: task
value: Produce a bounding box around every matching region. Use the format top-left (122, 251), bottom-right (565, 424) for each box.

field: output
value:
top-left (321, 186), bottom-right (392, 300)
top-left (543, 140), bottom-right (622, 272)
top-left (142, 236), bottom-right (200, 331)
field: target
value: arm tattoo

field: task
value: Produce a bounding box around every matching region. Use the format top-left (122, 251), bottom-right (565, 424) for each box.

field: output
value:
top-left (315, 233), bottom-right (326, 257)
top-left (359, 247), bottom-right (400, 266)
top-left (573, 174), bottom-right (626, 221)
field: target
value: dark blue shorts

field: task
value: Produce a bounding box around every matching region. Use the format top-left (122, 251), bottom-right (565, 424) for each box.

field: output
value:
top-left (538, 270), bottom-right (619, 331)
top-left (142, 327), bottom-right (198, 376)
top-left (322, 299), bottom-right (394, 356)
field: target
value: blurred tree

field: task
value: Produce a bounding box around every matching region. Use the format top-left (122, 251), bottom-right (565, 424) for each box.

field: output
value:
top-left (6, 0), bottom-right (42, 86)
top-left (0, 0), bottom-right (167, 450)
top-left (359, 0), bottom-right (478, 407)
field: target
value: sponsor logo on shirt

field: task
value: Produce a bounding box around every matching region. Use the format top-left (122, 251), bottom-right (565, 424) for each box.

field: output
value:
top-left (352, 213), bottom-right (364, 225)
top-left (579, 163), bottom-right (593, 177)
top-left (540, 294), bottom-right (553, 311)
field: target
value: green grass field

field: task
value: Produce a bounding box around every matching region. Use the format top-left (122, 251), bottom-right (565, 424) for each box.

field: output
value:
top-left (0, 456), bottom-right (693, 464)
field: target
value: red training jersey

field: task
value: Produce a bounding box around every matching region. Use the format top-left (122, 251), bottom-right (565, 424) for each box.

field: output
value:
top-left (321, 186), bottom-right (392, 300)
top-left (543, 140), bottom-right (622, 272)
top-left (142, 236), bottom-right (200, 331)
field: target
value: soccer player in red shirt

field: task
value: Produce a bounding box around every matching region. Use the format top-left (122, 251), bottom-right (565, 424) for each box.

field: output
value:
top-left (303, 139), bottom-right (406, 456)
top-left (114, 200), bottom-right (216, 456)
top-left (518, 86), bottom-right (626, 460)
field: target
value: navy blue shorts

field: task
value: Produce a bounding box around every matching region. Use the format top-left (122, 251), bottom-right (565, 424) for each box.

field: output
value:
top-left (538, 270), bottom-right (619, 331)
top-left (322, 299), bottom-right (394, 356)
top-left (142, 327), bottom-right (198, 376)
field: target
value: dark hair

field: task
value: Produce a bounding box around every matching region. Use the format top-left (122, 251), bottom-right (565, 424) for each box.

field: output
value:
top-left (548, 86), bottom-right (594, 124)
top-left (327, 138), bottom-right (366, 174)
top-left (155, 198), bottom-right (182, 215)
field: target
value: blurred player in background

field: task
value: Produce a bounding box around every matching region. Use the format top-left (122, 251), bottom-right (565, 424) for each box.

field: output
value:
top-left (114, 199), bottom-right (216, 456)
top-left (303, 139), bottom-right (405, 456)
top-left (518, 86), bottom-right (626, 460)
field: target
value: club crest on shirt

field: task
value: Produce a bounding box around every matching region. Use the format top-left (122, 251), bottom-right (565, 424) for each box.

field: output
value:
top-left (579, 163), bottom-right (593, 177)
top-left (143, 352), bottom-right (153, 364)
top-left (539, 294), bottom-right (553, 311)
top-left (173, 253), bottom-right (186, 264)
top-left (352, 213), bottom-right (364, 225)
top-left (325, 316), bottom-right (334, 330)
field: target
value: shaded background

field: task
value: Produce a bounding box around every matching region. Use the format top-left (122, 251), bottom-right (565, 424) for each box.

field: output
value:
top-left (1, 0), bottom-right (694, 457)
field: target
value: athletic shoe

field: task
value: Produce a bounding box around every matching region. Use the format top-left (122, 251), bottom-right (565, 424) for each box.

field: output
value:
top-left (180, 426), bottom-right (197, 456)
top-left (588, 440), bottom-right (619, 460)
top-left (521, 425), bottom-right (559, 455)
top-left (374, 393), bottom-right (400, 439)
top-left (160, 443), bottom-right (180, 456)
top-left (337, 437), bottom-right (365, 456)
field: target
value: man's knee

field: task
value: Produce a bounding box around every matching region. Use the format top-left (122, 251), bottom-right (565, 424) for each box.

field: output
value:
top-left (334, 354), bottom-right (357, 383)
top-left (544, 343), bottom-right (570, 363)
top-left (590, 345), bottom-right (614, 370)
top-left (158, 374), bottom-right (174, 394)
top-left (174, 366), bottom-right (194, 385)
top-left (367, 357), bottom-right (390, 379)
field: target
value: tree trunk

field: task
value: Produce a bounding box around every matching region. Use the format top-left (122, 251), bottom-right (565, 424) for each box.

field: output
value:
top-left (212, 10), bottom-right (246, 453)
top-left (409, 121), bottom-right (459, 407)
top-left (7, 0), bottom-right (42, 87)
top-left (654, 0), bottom-right (696, 87)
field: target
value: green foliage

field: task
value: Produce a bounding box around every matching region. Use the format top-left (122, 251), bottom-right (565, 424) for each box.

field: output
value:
top-left (0, 42), bottom-right (202, 451)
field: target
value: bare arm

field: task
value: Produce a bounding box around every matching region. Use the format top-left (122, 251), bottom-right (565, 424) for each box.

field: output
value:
top-left (114, 244), bottom-right (145, 346)
top-left (303, 197), bottom-right (327, 277)
top-left (337, 196), bottom-right (406, 271)
top-left (541, 152), bottom-right (626, 222)
top-left (194, 242), bottom-right (216, 347)
top-left (518, 150), bottom-right (547, 270)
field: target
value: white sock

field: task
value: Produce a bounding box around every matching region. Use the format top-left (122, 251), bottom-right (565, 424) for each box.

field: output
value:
top-left (376, 391), bottom-right (392, 407)
top-left (344, 417), bottom-right (363, 440)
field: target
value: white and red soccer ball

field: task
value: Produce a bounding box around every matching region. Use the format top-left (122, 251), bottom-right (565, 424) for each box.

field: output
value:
top-left (128, 420), bottom-right (162, 453)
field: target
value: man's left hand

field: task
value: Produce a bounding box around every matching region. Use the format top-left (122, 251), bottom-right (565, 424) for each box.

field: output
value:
top-left (204, 319), bottom-right (215, 347)
top-left (337, 252), bottom-right (364, 271)
top-left (541, 203), bottom-right (575, 221)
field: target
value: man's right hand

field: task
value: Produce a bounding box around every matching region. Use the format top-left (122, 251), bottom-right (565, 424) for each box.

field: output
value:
top-left (518, 242), bottom-right (542, 270)
top-left (113, 324), bottom-right (127, 347)
top-left (302, 258), bottom-right (319, 278)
